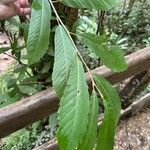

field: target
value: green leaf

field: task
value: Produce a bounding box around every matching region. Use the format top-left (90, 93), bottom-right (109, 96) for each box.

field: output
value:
top-left (18, 85), bottom-right (39, 96)
top-left (57, 58), bottom-right (89, 150)
top-left (8, 18), bottom-right (29, 32)
top-left (52, 25), bottom-right (76, 98)
top-left (8, 18), bottom-right (29, 40)
top-left (27, 0), bottom-right (51, 65)
top-left (79, 33), bottom-right (128, 72)
top-left (42, 61), bottom-right (52, 73)
top-left (78, 90), bottom-right (99, 150)
top-left (0, 94), bottom-right (17, 108)
top-left (93, 75), bottom-right (121, 150)
top-left (60, 0), bottom-right (117, 10)
top-left (0, 47), bottom-right (11, 54)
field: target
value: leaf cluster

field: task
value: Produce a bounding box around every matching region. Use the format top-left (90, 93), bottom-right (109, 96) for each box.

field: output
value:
top-left (0, 0), bottom-right (128, 149)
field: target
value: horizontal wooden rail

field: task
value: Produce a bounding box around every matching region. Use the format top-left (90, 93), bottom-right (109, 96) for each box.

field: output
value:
top-left (33, 93), bottom-right (150, 150)
top-left (0, 48), bottom-right (150, 138)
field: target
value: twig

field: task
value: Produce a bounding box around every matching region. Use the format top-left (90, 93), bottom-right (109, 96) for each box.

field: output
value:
top-left (49, 0), bottom-right (103, 92)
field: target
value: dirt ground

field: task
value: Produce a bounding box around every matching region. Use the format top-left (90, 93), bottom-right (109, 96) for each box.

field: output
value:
top-left (115, 108), bottom-right (150, 150)
top-left (0, 33), bottom-right (13, 72)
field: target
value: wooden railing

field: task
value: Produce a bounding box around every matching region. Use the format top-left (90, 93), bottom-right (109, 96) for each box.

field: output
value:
top-left (0, 48), bottom-right (150, 140)
top-left (32, 93), bottom-right (150, 150)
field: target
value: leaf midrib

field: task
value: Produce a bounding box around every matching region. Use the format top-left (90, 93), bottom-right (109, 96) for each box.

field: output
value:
top-left (59, 27), bottom-right (70, 81)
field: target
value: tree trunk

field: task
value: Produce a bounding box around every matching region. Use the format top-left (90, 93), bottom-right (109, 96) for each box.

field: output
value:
top-left (54, 3), bottom-right (78, 30)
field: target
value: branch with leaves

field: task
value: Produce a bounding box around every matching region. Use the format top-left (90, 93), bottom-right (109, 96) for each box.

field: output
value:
top-left (19, 0), bottom-right (128, 149)
top-left (0, 0), bottom-right (127, 150)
